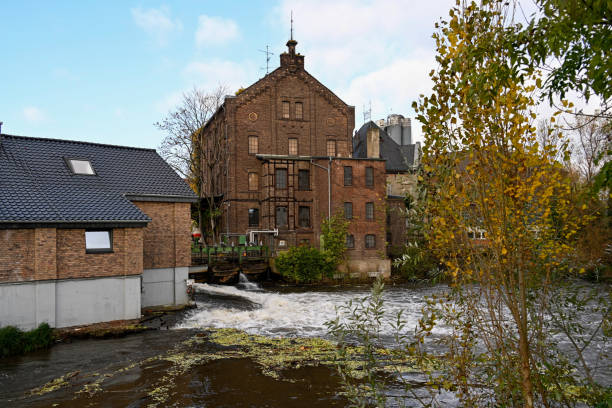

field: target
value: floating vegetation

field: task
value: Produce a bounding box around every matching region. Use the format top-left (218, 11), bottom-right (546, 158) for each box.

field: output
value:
top-left (29, 371), bottom-right (80, 396)
top-left (23, 328), bottom-right (435, 406)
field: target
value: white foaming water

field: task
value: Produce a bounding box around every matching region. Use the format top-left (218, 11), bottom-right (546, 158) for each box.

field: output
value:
top-left (237, 272), bottom-right (260, 291)
top-left (177, 283), bottom-right (449, 340)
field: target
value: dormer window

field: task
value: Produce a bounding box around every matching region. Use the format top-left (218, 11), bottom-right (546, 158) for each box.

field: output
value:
top-left (66, 158), bottom-right (95, 175)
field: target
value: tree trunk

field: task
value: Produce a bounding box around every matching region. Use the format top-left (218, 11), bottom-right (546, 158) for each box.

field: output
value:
top-left (518, 267), bottom-right (535, 408)
top-left (210, 211), bottom-right (217, 245)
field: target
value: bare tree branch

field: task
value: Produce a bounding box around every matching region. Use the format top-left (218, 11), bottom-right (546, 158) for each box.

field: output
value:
top-left (155, 85), bottom-right (229, 243)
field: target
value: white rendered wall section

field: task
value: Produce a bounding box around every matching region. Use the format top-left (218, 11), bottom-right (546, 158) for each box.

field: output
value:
top-left (0, 275), bottom-right (141, 330)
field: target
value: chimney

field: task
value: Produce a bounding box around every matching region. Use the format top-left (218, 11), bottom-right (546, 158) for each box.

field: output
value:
top-left (366, 127), bottom-right (380, 158)
top-left (280, 39), bottom-right (305, 71)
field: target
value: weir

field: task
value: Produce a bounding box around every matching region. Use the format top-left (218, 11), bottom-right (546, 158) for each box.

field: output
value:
top-left (179, 282), bottom-right (450, 341)
top-left (189, 244), bottom-right (273, 284)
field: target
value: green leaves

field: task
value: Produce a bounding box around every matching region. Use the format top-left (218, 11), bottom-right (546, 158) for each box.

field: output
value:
top-left (321, 213), bottom-right (350, 270)
top-left (275, 245), bottom-right (333, 283)
top-left (519, 0), bottom-right (612, 102)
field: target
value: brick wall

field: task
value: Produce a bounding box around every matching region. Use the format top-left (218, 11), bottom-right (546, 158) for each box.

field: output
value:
top-left (330, 159), bottom-right (387, 259)
top-left (0, 229), bottom-right (35, 281)
top-left (1, 227), bottom-right (143, 283)
top-left (132, 201), bottom-right (191, 269)
top-left (203, 49), bottom-right (378, 253)
top-left (56, 228), bottom-right (142, 279)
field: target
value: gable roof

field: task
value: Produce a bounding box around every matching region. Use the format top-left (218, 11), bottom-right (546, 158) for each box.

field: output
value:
top-left (0, 134), bottom-right (197, 227)
top-left (204, 65), bottom-right (353, 131)
top-left (353, 121), bottom-right (418, 172)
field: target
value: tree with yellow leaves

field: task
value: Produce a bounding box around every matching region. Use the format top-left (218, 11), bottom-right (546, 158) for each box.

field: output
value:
top-left (412, 0), bottom-right (609, 406)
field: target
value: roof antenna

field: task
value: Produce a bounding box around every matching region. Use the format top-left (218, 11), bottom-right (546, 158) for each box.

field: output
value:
top-left (0, 121), bottom-right (3, 134)
top-left (258, 45), bottom-right (274, 75)
top-left (290, 10), bottom-right (294, 40)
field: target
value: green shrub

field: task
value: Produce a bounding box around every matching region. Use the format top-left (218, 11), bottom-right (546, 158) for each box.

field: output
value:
top-left (275, 245), bottom-right (334, 283)
top-left (392, 241), bottom-right (439, 280)
top-left (0, 323), bottom-right (54, 358)
top-left (320, 214), bottom-right (350, 270)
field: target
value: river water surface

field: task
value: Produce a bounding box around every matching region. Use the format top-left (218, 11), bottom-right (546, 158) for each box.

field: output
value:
top-left (0, 281), bottom-right (609, 407)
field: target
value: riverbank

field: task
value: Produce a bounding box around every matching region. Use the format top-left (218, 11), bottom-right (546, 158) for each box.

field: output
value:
top-left (52, 303), bottom-right (197, 342)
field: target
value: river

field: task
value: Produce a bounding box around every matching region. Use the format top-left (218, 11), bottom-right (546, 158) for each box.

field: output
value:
top-left (0, 281), bottom-right (609, 407)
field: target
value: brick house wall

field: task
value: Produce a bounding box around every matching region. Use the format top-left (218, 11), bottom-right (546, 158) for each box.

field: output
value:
top-left (0, 227), bottom-right (143, 283)
top-left (132, 201), bottom-right (192, 269)
top-left (56, 228), bottom-right (143, 279)
top-left (330, 159), bottom-right (387, 259)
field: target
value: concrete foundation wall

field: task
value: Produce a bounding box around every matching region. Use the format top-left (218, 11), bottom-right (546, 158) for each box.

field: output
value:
top-left (0, 275), bottom-right (141, 330)
top-left (141, 267), bottom-right (189, 308)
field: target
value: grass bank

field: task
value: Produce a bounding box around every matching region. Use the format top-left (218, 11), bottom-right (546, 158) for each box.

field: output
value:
top-left (0, 323), bottom-right (54, 358)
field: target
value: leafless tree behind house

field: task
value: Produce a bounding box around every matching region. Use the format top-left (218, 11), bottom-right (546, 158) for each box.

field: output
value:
top-left (571, 114), bottom-right (611, 183)
top-left (155, 85), bottom-right (228, 242)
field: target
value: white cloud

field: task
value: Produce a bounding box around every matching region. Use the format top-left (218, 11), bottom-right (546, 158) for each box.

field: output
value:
top-left (273, 0), bottom-right (454, 75)
top-left (23, 106), bottom-right (46, 123)
top-left (131, 6), bottom-right (182, 46)
top-left (195, 15), bottom-right (240, 48)
top-left (340, 51), bottom-right (435, 142)
top-left (183, 59), bottom-right (256, 91)
top-left (156, 58), bottom-right (259, 114)
top-left (268, 0), bottom-right (455, 138)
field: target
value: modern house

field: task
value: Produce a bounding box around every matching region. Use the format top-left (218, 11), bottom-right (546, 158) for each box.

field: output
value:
top-left (0, 133), bottom-right (197, 330)
top-left (354, 116), bottom-right (422, 257)
top-left (198, 37), bottom-right (390, 277)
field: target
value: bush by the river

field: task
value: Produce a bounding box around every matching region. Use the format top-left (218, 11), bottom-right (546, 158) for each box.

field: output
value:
top-left (0, 323), bottom-right (54, 358)
top-left (275, 245), bottom-right (334, 283)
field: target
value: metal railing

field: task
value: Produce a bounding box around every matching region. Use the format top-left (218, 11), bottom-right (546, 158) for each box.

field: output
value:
top-left (191, 243), bottom-right (270, 266)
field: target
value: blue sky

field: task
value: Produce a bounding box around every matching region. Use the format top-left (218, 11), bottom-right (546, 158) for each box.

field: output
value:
top-left (5, 0), bottom-right (577, 150)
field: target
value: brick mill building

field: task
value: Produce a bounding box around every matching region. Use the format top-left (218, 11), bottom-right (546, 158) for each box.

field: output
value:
top-left (200, 37), bottom-right (391, 276)
top-left (0, 134), bottom-right (197, 330)
top-left (354, 116), bottom-right (421, 257)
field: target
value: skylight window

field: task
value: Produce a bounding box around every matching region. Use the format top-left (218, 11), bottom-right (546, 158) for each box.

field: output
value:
top-left (67, 159), bottom-right (95, 175)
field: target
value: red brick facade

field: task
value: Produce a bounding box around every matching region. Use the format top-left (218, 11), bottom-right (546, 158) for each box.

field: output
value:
top-left (201, 40), bottom-right (387, 258)
top-left (132, 201), bottom-right (192, 269)
top-left (0, 227), bottom-right (143, 283)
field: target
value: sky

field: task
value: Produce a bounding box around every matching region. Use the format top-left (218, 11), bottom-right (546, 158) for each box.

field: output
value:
top-left (0, 1), bottom-right (599, 150)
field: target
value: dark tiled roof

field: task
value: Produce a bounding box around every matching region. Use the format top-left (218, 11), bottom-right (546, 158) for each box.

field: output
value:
top-left (0, 134), bottom-right (197, 225)
top-left (353, 121), bottom-right (418, 172)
